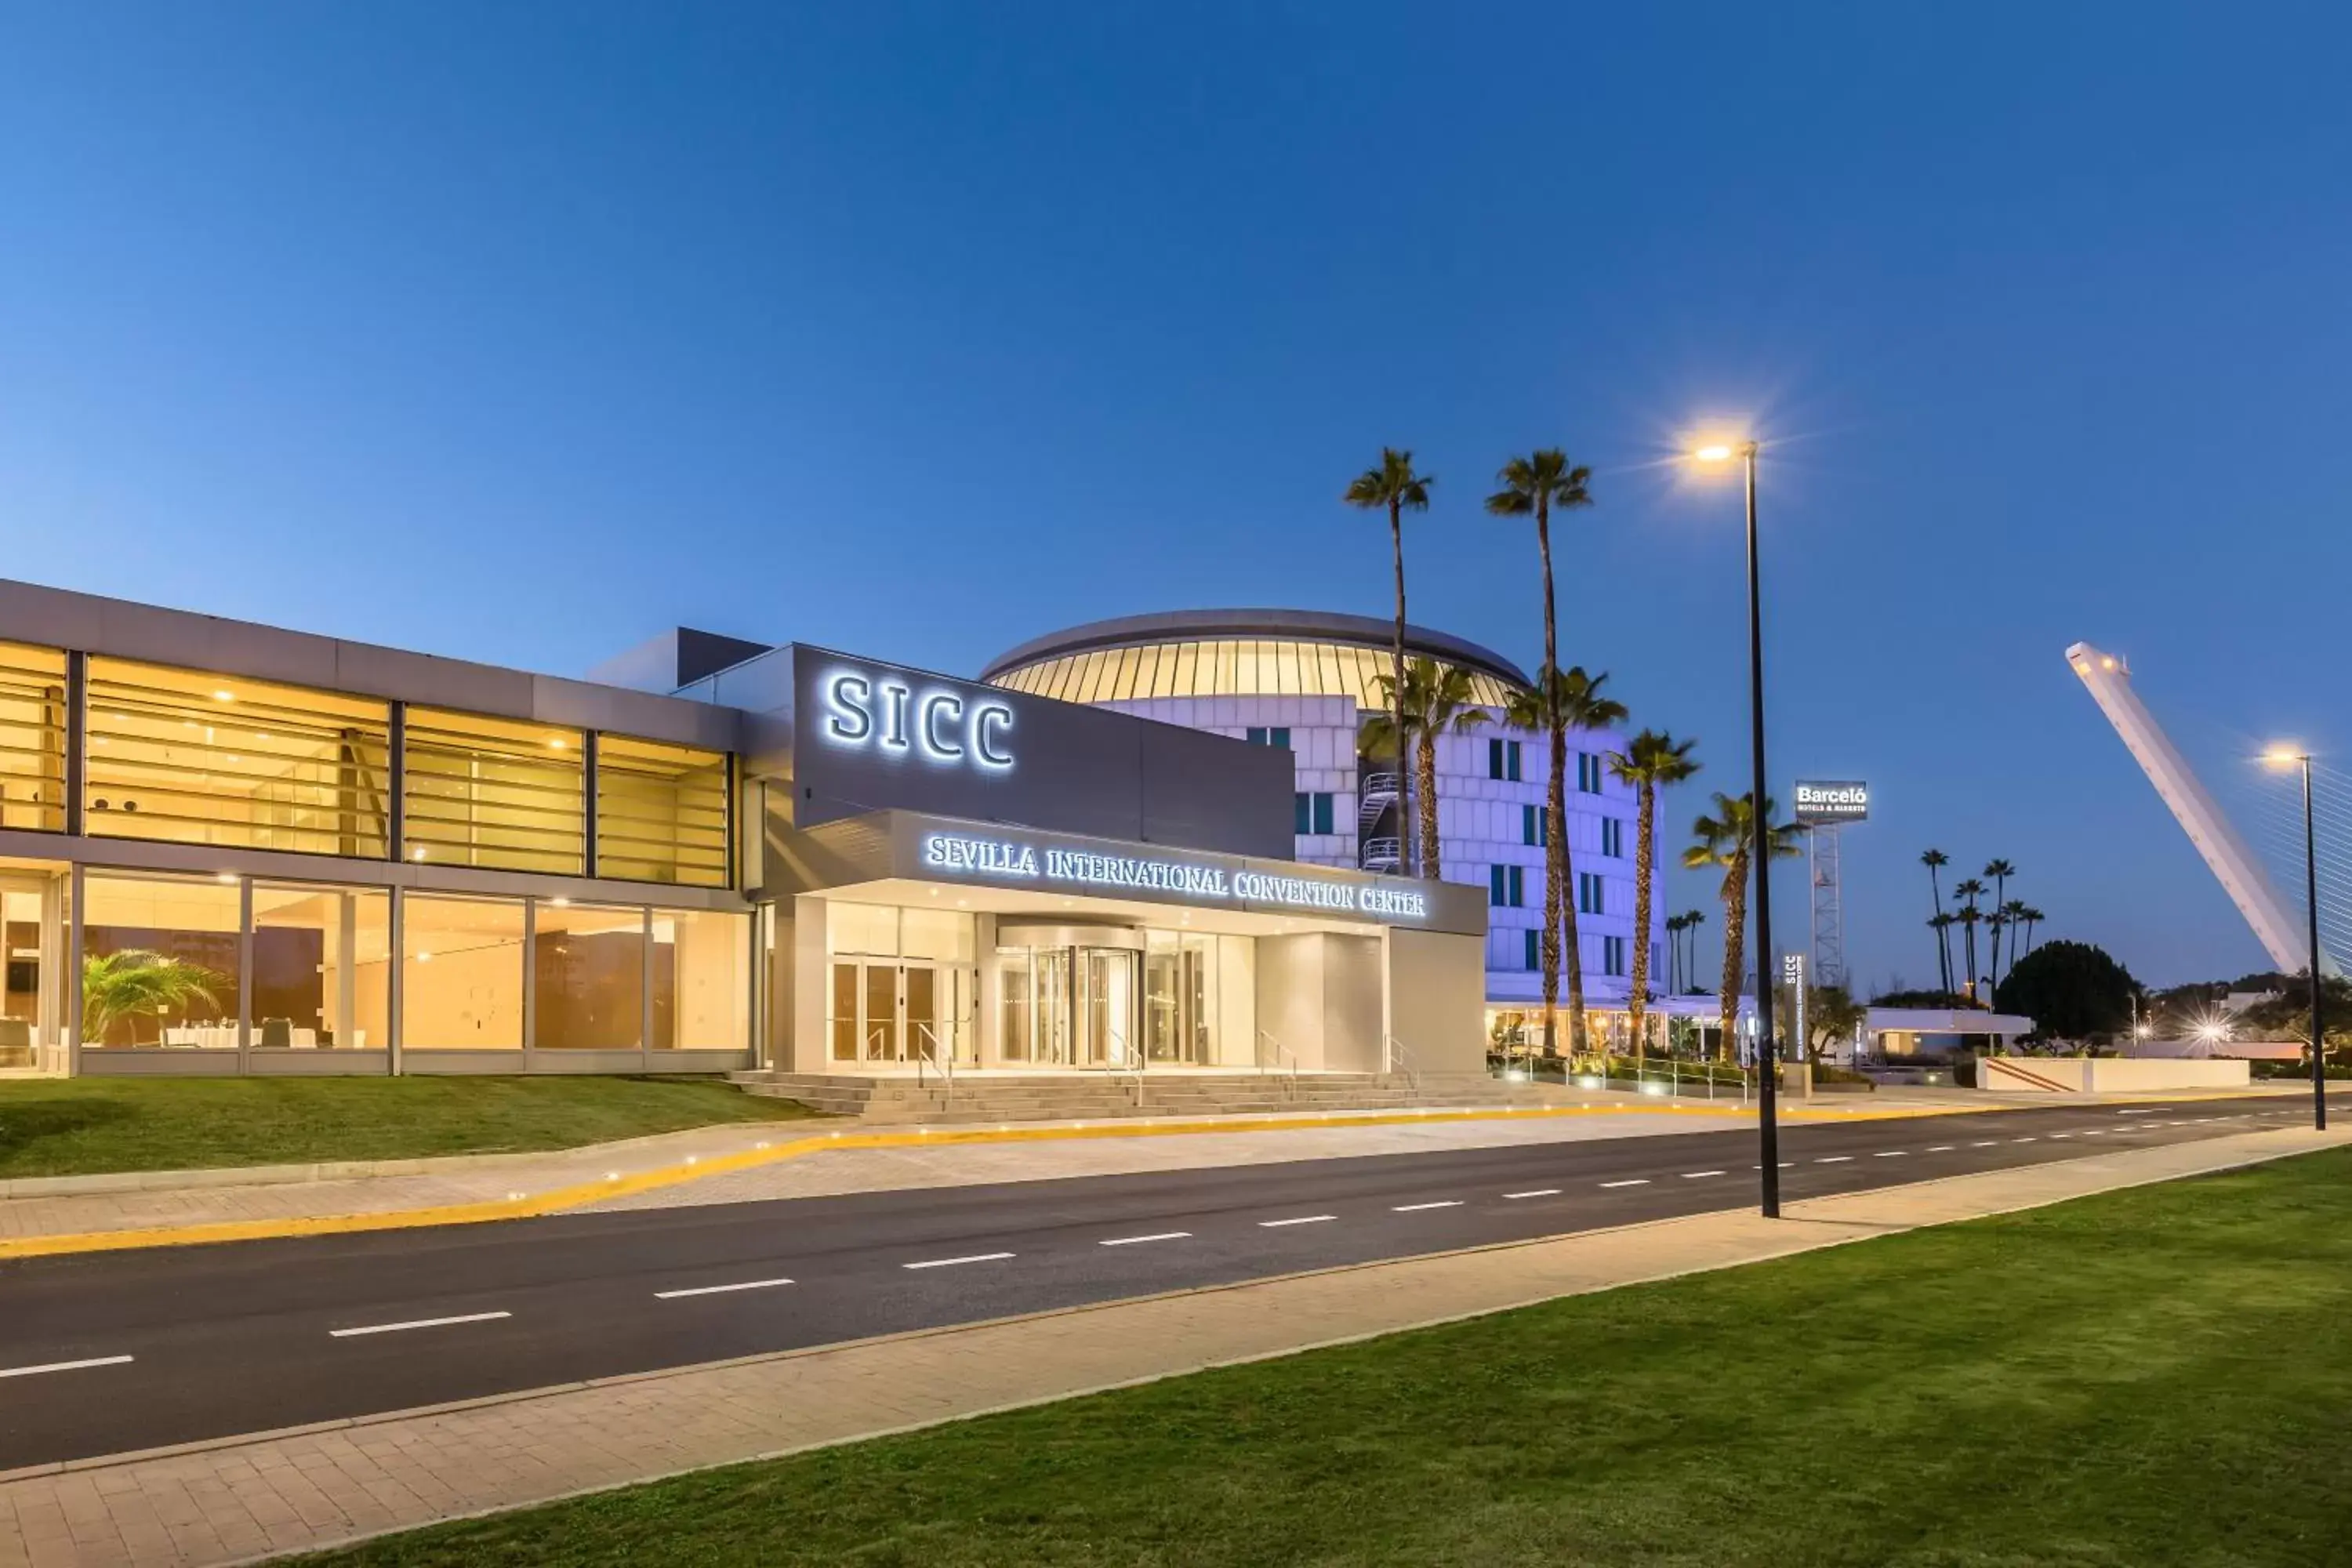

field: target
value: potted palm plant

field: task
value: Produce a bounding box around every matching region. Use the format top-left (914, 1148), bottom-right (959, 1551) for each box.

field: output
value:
top-left (81, 949), bottom-right (223, 1047)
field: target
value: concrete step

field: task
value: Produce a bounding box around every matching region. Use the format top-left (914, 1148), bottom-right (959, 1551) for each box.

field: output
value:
top-left (728, 1067), bottom-right (1589, 1124)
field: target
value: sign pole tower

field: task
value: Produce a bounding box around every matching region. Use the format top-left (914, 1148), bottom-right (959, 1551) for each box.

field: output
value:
top-left (1793, 780), bottom-right (1869, 993)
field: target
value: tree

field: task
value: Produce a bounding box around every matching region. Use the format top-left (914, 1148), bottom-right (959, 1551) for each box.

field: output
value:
top-left (1775, 982), bottom-right (1867, 1061)
top-left (1929, 911), bottom-right (1959, 992)
top-left (1996, 899), bottom-right (2031, 985)
top-left (1992, 939), bottom-right (2140, 1043)
top-left (1344, 450), bottom-right (1433, 875)
top-left (1682, 792), bottom-right (1803, 1062)
top-left (1486, 452), bottom-right (1595, 1039)
top-left (1505, 664), bottom-right (1628, 1058)
top-left (1983, 858), bottom-right (2017, 985)
top-left (2234, 972), bottom-right (2352, 1056)
top-left (2016, 905), bottom-right (2045, 956)
top-left (1664, 912), bottom-right (1690, 992)
top-left (1951, 877), bottom-right (1987, 992)
top-left (1365, 659), bottom-right (1487, 880)
top-left (1679, 908), bottom-right (1707, 993)
top-left (81, 949), bottom-right (223, 1047)
top-left (1608, 730), bottom-right (1699, 1068)
top-left (1920, 848), bottom-right (1952, 991)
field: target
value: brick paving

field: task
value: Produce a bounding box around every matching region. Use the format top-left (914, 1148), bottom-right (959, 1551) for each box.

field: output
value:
top-left (0, 1123), bottom-right (2336, 1566)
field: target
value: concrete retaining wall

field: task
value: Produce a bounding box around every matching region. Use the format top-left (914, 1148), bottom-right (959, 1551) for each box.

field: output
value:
top-left (1980, 1056), bottom-right (2250, 1093)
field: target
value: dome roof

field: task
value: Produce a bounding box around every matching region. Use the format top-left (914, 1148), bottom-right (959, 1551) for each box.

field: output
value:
top-left (982, 609), bottom-right (1531, 709)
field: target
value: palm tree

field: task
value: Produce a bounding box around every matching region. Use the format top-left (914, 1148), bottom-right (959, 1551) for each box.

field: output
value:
top-left (1486, 452), bottom-right (1595, 1020)
top-left (1983, 858), bottom-right (2016, 986)
top-left (1951, 876), bottom-right (1987, 994)
top-left (1365, 659), bottom-right (1487, 879)
top-left (1345, 449), bottom-right (1433, 872)
top-left (1929, 911), bottom-right (1959, 989)
top-left (1682, 793), bottom-right (1803, 1062)
top-left (81, 949), bottom-right (223, 1047)
top-left (1504, 664), bottom-right (1627, 1058)
top-left (2017, 905), bottom-right (2045, 956)
top-left (1921, 848), bottom-right (1952, 991)
top-left (1664, 911), bottom-right (1691, 993)
top-left (1996, 898), bottom-right (2033, 983)
top-left (1609, 730), bottom-right (1699, 1068)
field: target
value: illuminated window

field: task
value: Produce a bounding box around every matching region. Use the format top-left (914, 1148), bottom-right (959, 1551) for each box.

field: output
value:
top-left (401, 895), bottom-right (524, 1047)
top-left (595, 735), bottom-right (729, 887)
top-left (252, 882), bottom-right (390, 1051)
top-left (85, 659), bottom-right (391, 857)
top-left (403, 708), bottom-right (584, 874)
top-left (653, 909), bottom-right (750, 1049)
top-left (534, 902), bottom-right (644, 1049)
top-left (0, 640), bottom-right (67, 832)
top-left (81, 873), bottom-right (242, 1049)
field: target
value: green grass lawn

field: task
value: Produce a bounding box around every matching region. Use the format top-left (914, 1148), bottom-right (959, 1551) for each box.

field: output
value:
top-left (300, 1148), bottom-right (2352, 1567)
top-left (0, 1076), bottom-right (821, 1178)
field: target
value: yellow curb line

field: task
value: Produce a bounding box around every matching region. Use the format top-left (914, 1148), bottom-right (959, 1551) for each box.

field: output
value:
top-left (0, 1095), bottom-right (1970, 1262)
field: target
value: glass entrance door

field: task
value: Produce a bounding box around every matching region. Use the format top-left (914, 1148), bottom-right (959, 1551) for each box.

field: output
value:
top-left (1143, 935), bottom-right (1214, 1065)
top-left (829, 958), bottom-right (975, 1065)
top-left (1080, 946), bottom-right (1138, 1068)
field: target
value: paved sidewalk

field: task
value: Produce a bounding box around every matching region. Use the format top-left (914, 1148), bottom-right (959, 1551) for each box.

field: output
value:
top-left (0, 1123), bottom-right (2337, 1567)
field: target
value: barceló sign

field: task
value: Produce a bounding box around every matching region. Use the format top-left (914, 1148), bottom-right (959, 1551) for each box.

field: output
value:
top-left (822, 669), bottom-right (1014, 771)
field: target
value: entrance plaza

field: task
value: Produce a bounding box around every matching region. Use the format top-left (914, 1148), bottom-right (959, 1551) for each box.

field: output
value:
top-left (0, 579), bottom-right (1490, 1083)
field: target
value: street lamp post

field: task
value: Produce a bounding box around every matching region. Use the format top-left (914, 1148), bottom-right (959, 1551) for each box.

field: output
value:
top-left (1700, 439), bottom-right (1780, 1217)
top-left (2265, 749), bottom-right (2326, 1130)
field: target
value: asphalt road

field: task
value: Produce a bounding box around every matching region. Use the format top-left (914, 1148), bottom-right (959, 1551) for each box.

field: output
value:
top-left (0, 1093), bottom-right (2336, 1468)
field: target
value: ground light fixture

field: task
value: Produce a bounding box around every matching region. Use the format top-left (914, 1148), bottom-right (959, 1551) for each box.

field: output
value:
top-left (2263, 745), bottom-right (2327, 1130)
top-left (1693, 437), bottom-right (1781, 1217)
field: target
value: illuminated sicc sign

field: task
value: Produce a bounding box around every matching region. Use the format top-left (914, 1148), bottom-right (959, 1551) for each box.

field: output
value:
top-left (823, 669), bottom-right (1014, 771)
top-left (920, 833), bottom-right (1428, 921)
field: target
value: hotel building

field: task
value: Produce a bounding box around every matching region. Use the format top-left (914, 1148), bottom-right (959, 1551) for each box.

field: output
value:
top-left (985, 610), bottom-right (1693, 1048)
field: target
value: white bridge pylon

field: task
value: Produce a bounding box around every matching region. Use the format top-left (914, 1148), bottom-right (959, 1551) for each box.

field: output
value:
top-left (2066, 641), bottom-right (2336, 978)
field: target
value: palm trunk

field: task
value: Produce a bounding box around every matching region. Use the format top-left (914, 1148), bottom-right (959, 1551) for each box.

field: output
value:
top-left (1388, 501), bottom-right (1410, 878)
top-left (1963, 922), bottom-right (1978, 990)
top-left (1718, 856), bottom-right (1749, 1064)
top-left (1628, 779), bottom-right (1657, 1069)
top-left (1416, 729), bottom-right (1440, 880)
top-left (1537, 499), bottom-right (1563, 1058)
top-left (1561, 793), bottom-right (1587, 1058)
top-left (1929, 869), bottom-right (1949, 991)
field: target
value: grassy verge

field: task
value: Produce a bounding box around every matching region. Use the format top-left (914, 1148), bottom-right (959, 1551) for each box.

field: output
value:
top-left (0, 1076), bottom-right (821, 1178)
top-left (300, 1147), bottom-right (2352, 1567)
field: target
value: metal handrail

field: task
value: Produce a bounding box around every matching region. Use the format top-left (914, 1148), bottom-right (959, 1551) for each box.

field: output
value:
top-left (1359, 837), bottom-right (1402, 871)
top-left (913, 1021), bottom-right (954, 1110)
top-left (1101, 1025), bottom-right (1144, 1107)
top-left (1255, 1029), bottom-right (1299, 1098)
top-left (1385, 1034), bottom-right (1422, 1097)
top-left (1359, 771), bottom-right (1402, 800)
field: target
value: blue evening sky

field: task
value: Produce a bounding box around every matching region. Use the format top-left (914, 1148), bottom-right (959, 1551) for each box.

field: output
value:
top-left (4, 2), bottom-right (2347, 989)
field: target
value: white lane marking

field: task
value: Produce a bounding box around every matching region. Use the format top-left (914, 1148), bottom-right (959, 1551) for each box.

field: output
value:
top-left (1599, 1178), bottom-right (1650, 1189)
top-left (1680, 1170), bottom-right (1726, 1179)
top-left (1873, 1151), bottom-right (1907, 1158)
top-left (0, 1355), bottom-right (134, 1380)
top-left (1258, 1215), bottom-right (1336, 1228)
top-left (1971, 1140), bottom-right (2000, 1147)
top-left (1392, 1200), bottom-right (1463, 1213)
top-left (655, 1277), bottom-right (793, 1300)
top-left (2050, 1133), bottom-right (2072, 1139)
top-left (1926, 1145), bottom-right (1955, 1152)
top-left (1816, 1156), bottom-right (1853, 1163)
top-left (1098, 1232), bottom-right (1192, 1247)
top-left (2013, 1138), bottom-right (2038, 1144)
top-left (1504, 1189), bottom-right (1562, 1200)
top-left (331, 1312), bottom-right (511, 1338)
top-left (2118, 1109), bottom-right (2152, 1115)
top-left (902, 1252), bottom-right (1015, 1270)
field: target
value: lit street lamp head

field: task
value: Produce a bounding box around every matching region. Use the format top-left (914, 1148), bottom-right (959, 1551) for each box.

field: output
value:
top-left (1691, 440), bottom-right (1757, 464)
top-left (2263, 745), bottom-right (2309, 768)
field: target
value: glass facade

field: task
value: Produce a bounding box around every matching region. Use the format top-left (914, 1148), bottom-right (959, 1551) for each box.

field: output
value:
top-left (533, 903), bottom-right (644, 1050)
top-left (85, 659), bottom-right (393, 857)
top-left (993, 638), bottom-right (1520, 709)
top-left (595, 735), bottom-right (728, 887)
top-left (403, 708), bottom-right (586, 874)
top-left (81, 873), bottom-right (243, 1049)
top-left (401, 895), bottom-right (526, 1048)
top-left (0, 641), bottom-right (67, 833)
top-left (252, 883), bottom-right (390, 1050)
top-left (653, 909), bottom-right (750, 1049)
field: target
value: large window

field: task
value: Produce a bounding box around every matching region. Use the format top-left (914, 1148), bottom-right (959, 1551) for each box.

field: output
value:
top-left (653, 909), bottom-right (750, 1049)
top-left (533, 903), bottom-right (644, 1050)
top-left (0, 641), bottom-right (67, 833)
top-left (401, 895), bottom-right (525, 1048)
top-left (403, 709), bottom-right (584, 874)
top-left (81, 873), bottom-right (242, 1049)
top-left (252, 883), bottom-right (390, 1050)
top-left (595, 735), bottom-right (729, 887)
top-left (85, 659), bottom-right (391, 857)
